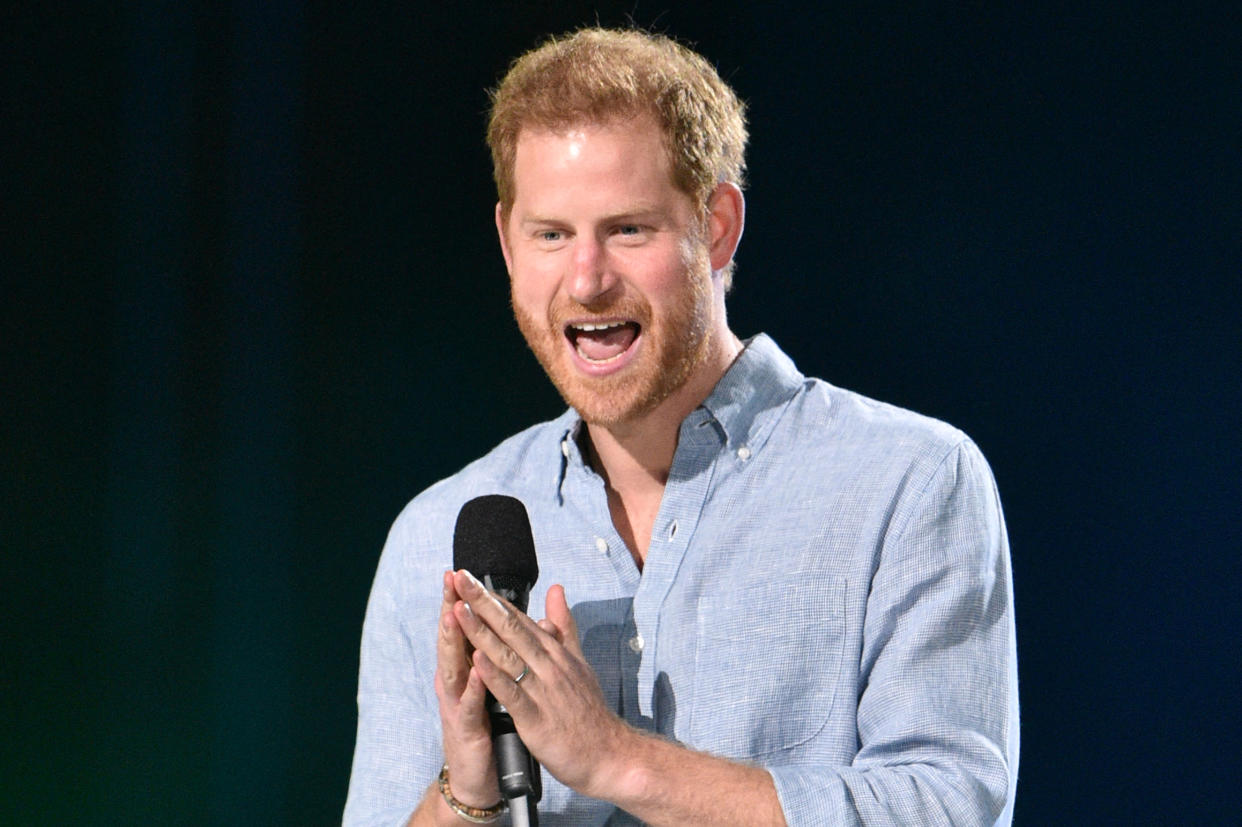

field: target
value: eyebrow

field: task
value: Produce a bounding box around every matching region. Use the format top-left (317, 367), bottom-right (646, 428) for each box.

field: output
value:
top-left (517, 205), bottom-right (669, 227)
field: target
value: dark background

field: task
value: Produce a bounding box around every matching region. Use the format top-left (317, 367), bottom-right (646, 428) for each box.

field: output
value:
top-left (6, 2), bottom-right (1239, 823)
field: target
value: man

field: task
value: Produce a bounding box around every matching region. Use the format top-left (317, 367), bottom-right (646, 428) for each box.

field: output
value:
top-left (345, 28), bottom-right (1018, 827)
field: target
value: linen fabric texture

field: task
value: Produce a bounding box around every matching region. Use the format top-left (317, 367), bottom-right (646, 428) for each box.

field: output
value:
top-left (343, 334), bottom-right (1019, 826)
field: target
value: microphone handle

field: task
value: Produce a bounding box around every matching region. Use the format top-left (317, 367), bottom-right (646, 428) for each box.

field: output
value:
top-left (488, 701), bottom-right (542, 801)
top-left (509, 794), bottom-right (537, 827)
top-left (480, 575), bottom-right (541, 818)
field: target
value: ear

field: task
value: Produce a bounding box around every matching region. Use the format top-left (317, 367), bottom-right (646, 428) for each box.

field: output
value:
top-left (706, 182), bottom-right (745, 272)
top-left (495, 202), bottom-right (514, 275)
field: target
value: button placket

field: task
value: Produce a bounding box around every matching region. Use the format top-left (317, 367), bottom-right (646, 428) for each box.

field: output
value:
top-left (630, 414), bottom-right (722, 722)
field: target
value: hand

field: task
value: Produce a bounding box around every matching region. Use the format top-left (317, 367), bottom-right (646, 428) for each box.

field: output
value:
top-left (433, 570), bottom-right (500, 809)
top-left (452, 570), bottom-right (631, 798)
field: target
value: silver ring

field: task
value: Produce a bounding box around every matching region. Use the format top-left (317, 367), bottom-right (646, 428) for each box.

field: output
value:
top-left (513, 664), bottom-right (529, 685)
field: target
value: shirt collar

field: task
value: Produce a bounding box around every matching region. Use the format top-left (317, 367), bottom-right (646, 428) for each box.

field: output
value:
top-left (555, 333), bottom-right (805, 496)
top-left (692, 332), bottom-right (805, 454)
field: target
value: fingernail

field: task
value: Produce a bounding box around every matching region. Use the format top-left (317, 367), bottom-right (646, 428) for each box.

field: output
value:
top-left (461, 570), bottom-right (483, 590)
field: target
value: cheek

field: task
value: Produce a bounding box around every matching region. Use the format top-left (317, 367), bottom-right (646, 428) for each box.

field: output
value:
top-left (644, 251), bottom-right (704, 302)
top-left (509, 260), bottom-right (558, 309)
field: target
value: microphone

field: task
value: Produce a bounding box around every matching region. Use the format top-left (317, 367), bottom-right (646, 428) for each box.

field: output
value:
top-left (453, 495), bottom-right (542, 826)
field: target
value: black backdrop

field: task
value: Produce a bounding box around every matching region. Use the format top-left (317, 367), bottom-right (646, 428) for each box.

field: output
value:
top-left (6, 2), bottom-right (1239, 823)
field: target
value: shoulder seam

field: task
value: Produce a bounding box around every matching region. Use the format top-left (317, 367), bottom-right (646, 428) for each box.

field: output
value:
top-left (885, 435), bottom-right (974, 549)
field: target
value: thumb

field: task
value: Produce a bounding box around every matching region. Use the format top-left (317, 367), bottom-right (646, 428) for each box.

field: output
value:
top-left (544, 584), bottom-right (582, 656)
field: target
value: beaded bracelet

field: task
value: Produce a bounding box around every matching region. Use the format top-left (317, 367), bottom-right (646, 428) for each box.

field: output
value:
top-left (437, 764), bottom-right (505, 824)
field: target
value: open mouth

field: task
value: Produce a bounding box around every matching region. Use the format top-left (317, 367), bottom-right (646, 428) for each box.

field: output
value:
top-left (565, 320), bottom-right (641, 364)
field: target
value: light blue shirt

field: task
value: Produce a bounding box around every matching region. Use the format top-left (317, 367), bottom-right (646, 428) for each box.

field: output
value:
top-left (344, 334), bottom-right (1019, 826)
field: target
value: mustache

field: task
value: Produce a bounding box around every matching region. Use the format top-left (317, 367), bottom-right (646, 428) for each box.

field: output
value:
top-left (547, 295), bottom-right (652, 327)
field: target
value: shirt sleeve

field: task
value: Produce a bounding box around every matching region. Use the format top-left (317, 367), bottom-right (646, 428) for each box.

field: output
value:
top-left (342, 518), bottom-right (443, 827)
top-left (769, 439), bottom-right (1020, 826)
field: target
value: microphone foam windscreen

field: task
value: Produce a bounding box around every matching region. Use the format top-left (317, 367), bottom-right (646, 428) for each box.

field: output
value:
top-left (452, 494), bottom-right (539, 584)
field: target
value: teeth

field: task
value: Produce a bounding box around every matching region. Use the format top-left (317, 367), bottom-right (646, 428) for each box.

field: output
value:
top-left (572, 321), bottom-right (627, 332)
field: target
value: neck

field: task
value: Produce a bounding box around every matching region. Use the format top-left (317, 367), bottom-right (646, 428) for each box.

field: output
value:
top-left (586, 328), bottom-right (742, 484)
top-left (583, 328), bottom-right (742, 566)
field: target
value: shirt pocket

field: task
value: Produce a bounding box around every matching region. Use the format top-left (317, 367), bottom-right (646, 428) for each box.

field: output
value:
top-left (687, 576), bottom-right (848, 759)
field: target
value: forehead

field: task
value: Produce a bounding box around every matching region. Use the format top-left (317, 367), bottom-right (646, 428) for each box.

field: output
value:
top-left (510, 116), bottom-right (675, 190)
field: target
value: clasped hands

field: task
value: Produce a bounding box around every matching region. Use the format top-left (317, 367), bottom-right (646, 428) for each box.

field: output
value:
top-left (434, 569), bottom-right (629, 808)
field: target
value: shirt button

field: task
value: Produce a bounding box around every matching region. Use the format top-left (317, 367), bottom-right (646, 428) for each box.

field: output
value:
top-left (627, 634), bottom-right (644, 654)
top-left (561, 439), bottom-right (570, 457)
top-left (667, 520), bottom-right (678, 539)
top-left (594, 536), bottom-right (608, 554)
top-left (737, 445), bottom-right (752, 461)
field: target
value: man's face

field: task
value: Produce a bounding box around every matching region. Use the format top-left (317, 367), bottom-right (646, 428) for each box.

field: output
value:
top-left (497, 116), bottom-right (726, 428)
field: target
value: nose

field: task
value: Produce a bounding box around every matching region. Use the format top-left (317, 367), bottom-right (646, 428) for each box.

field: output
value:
top-left (566, 236), bottom-right (619, 306)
